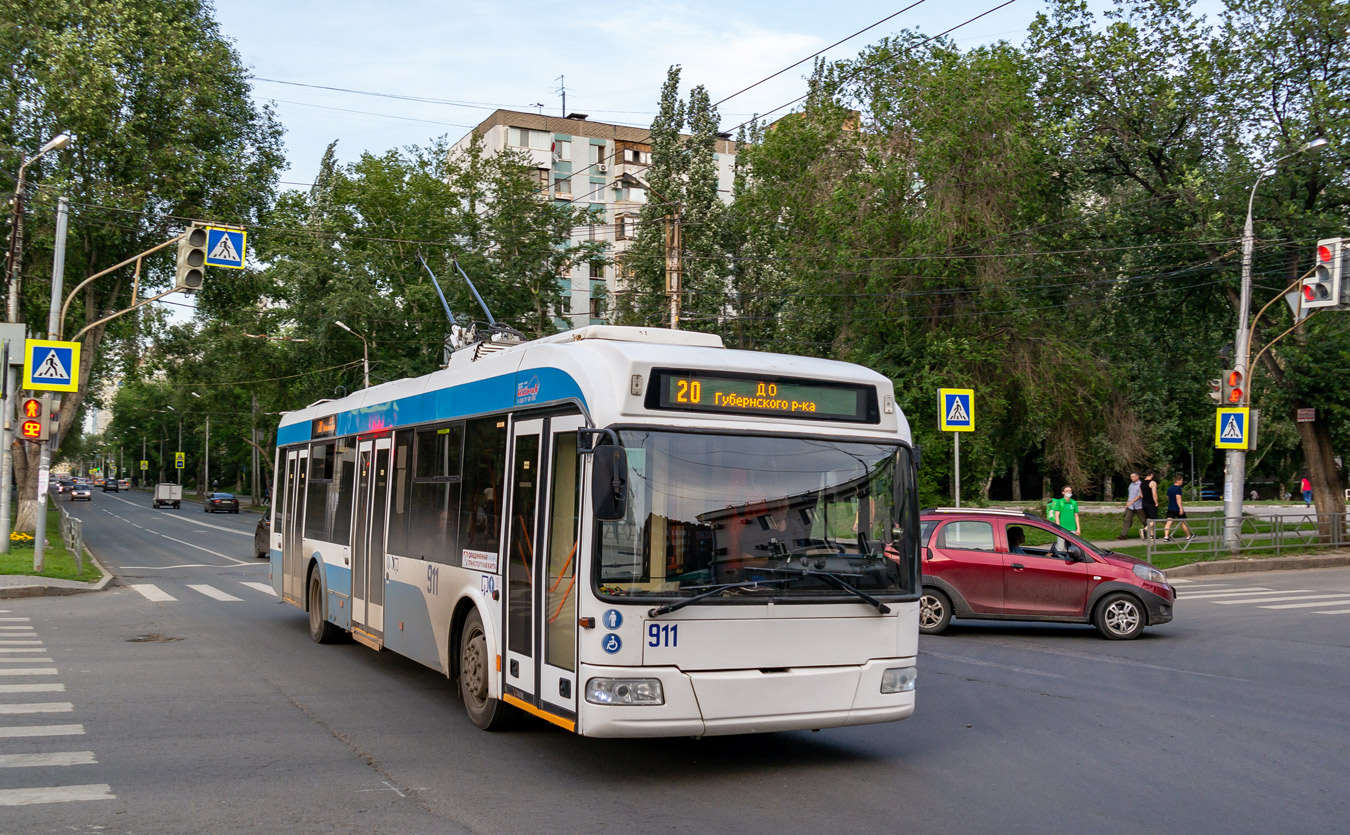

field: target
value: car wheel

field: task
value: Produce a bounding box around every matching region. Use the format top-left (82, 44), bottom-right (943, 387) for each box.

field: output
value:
top-left (460, 609), bottom-right (513, 730)
top-left (232, 509), bottom-right (239, 514)
top-left (1094, 592), bottom-right (1146, 640)
top-left (919, 588), bottom-right (953, 635)
top-left (307, 571), bottom-right (341, 644)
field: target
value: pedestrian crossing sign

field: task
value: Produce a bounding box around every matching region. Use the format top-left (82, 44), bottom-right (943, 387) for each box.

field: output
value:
top-left (939, 388), bottom-right (974, 432)
top-left (1215, 407), bottom-right (1250, 450)
top-left (22, 338), bottom-right (80, 392)
top-left (175, 452), bottom-right (186, 469)
top-left (204, 226), bottom-right (246, 269)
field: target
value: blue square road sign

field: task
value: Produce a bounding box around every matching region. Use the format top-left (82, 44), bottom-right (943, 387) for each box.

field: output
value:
top-left (205, 227), bottom-right (247, 269)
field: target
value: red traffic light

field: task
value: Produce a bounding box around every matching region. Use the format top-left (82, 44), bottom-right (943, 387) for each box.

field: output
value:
top-left (1227, 388), bottom-right (1243, 404)
top-left (1226, 370), bottom-right (1242, 387)
top-left (1318, 244), bottom-right (1333, 262)
top-left (20, 419), bottom-right (41, 439)
top-left (21, 398), bottom-right (40, 418)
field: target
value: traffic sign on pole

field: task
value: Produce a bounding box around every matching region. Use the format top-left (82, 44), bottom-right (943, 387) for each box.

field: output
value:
top-left (22, 339), bottom-right (80, 392)
top-left (140, 460), bottom-right (148, 471)
top-left (938, 389), bottom-right (974, 432)
top-left (204, 227), bottom-right (247, 269)
top-left (175, 452), bottom-right (185, 469)
top-left (1215, 407), bottom-right (1250, 450)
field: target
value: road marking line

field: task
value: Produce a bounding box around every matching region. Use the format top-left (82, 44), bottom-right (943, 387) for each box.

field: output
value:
top-left (0, 647), bottom-right (49, 653)
top-left (241, 581), bottom-right (276, 596)
top-left (1260, 596), bottom-right (1350, 610)
top-left (0, 683), bottom-right (63, 693)
top-left (0, 702), bottom-right (73, 715)
top-left (0, 723), bottom-right (83, 738)
top-left (121, 563), bottom-right (265, 570)
top-left (107, 492), bottom-right (251, 536)
top-left (0, 626), bottom-right (36, 631)
top-left (0, 784), bottom-right (114, 806)
top-left (0, 751), bottom-right (96, 768)
top-left (0, 658), bottom-right (52, 663)
top-left (0, 668), bottom-right (57, 676)
top-left (129, 584), bottom-right (175, 602)
top-left (1178, 587), bottom-right (1276, 596)
top-left (1314, 609), bottom-right (1350, 614)
top-left (0, 640), bottom-right (42, 645)
top-left (1216, 594), bottom-right (1350, 605)
top-left (188, 584), bottom-right (242, 602)
top-left (158, 533), bottom-right (251, 566)
top-left (0, 618), bottom-right (31, 622)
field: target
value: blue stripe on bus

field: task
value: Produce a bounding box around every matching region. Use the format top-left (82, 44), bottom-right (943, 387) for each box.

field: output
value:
top-left (277, 367), bottom-right (585, 446)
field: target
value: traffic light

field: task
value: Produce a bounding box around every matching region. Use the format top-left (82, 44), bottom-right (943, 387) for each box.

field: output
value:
top-left (18, 395), bottom-right (51, 442)
top-left (175, 224), bottom-right (207, 292)
top-left (1302, 238), bottom-right (1343, 310)
top-left (1208, 378), bottom-right (1223, 404)
top-left (1221, 369), bottom-right (1244, 405)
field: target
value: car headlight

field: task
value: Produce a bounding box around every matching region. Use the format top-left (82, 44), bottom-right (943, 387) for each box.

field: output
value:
top-left (1133, 564), bottom-right (1167, 584)
top-left (585, 678), bottom-right (664, 706)
top-left (880, 666), bottom-right (917, 694)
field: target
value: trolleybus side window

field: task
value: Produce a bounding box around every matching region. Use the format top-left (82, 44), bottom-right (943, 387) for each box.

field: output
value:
top-left (545, 430), bottom-right (580, 672)
top-left (332, 443), bottom-right (357, 545)
top-left (407, 423), bottom-right (464, 564)
top-left (305, 442), bottom-right (335, 541)
top-left (460, 418), bottom-right (507, 555)
top-left (387, 430), bottom-right (413, 557)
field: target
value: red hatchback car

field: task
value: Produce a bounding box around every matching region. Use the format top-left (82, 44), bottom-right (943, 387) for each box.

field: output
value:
top-left (918, 508), bottom-right (1175, 640)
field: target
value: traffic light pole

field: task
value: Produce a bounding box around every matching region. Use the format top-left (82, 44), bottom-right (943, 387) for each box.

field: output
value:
top-left (33, 197), bottom-right (68, 572)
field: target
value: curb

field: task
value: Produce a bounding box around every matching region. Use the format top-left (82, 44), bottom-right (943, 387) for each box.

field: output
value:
top-left (0, 546), bottom-right (115, 600)
top-left (1166, 553), bottom-right (1350, 578)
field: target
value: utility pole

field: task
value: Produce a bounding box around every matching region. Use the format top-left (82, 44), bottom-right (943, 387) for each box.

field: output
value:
top-left (251, 391), bottom-right (259, 504)
top-left (665, 208), bottom-right (682, 329)
top-left (204, 415), bottom-right (210, 494)
top-left (178, 419), bottom-right (182, 486)
top-left (32, 196), bottom-right (68, 572)
top-left (0, 336), bottom-right (15, 555)
top-left (554, 75), bottom-right (567, 116)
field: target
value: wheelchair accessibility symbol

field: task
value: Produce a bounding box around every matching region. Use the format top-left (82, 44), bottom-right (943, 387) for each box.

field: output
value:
top-left (602, 634), bottom-right (622, 654)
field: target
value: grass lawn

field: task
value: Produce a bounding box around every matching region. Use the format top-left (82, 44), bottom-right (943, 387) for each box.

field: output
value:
top-left (0, 507), bottom-right (102, 583)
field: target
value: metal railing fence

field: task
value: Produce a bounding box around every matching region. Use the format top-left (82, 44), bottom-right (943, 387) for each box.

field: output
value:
top-left (59, 506), bottom-right (84, 574)
top-left (1145, 511), bottom-right (1348, 561)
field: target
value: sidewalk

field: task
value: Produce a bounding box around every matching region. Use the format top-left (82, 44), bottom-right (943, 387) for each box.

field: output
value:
top-left (0, 550), bottom-right (114, 599)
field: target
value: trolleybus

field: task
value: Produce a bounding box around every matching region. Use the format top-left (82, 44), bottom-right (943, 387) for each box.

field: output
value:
top-left (269, 325), bottom-right (920, 736)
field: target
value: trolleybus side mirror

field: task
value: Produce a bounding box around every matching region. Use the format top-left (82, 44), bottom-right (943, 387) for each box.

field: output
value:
top-left (592, 446), bottom-right (628, 521)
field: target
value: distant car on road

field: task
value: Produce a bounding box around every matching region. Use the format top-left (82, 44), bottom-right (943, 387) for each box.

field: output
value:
top-left (205, 492), bottom-right (240, 514)
top-left (101, 478), bottom-right (119, 492)
top-left (118, 478), bottom-right (131, 490)
top-left (918, 508), bottom-right (1176, 640)
top-left (254, 506), bottom-right (270, 559)
top-left (55, 479), bottom-right (72, 494)
top-left (69, 484), bottom-right (92, 501)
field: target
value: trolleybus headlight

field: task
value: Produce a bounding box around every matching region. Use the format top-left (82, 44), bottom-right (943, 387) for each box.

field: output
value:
top-left (881, 667), bottom-right (917, 694)
top-left (585, 677), bottom-right (665, 705)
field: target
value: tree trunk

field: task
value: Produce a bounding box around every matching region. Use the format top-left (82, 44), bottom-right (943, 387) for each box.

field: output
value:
top-left (1295, 410), bottom-right (1345, 540)
top-left (1102, 474), bottom-right (1114, 502)
top-left (981, 460), bottom-right (995, 502)
top-left (1041, 475), bottom-right (1051, 500)
top-left (1011, 457), bottom-right (1022, 502)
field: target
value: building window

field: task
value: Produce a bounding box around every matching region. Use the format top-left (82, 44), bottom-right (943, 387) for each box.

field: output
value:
top-left (509, 127), bottom-right (549, 150)
top-left (554, 176), bottom-right (571, 197)
top-left (589, 288), bottom-right (606, 319)
top-left (615, 214), bottom-right (637, 241)
top-left (589, 144), bottom-right (604, 165)
top-left (553, 139), bottom-right (571, 161)
top-left (589, 260), bottom-right (605, 279)
top-left (533, 168), bottom-right (548, 191)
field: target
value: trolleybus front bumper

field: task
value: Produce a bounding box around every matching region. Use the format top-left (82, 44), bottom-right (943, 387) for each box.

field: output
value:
top-left (577, 658), bottom-right (915, 738)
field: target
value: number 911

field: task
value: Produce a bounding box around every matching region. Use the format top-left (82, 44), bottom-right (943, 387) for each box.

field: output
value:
top-left (648, 623), bottom-right (678, 648)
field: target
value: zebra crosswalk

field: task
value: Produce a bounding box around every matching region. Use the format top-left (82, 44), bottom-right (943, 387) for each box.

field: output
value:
top-left (128, 580), bottom-right (277, 604)
top-left (1171, 578), bottom-right (1350, 615)
top-left (0, 611), bottom-right (113, 808)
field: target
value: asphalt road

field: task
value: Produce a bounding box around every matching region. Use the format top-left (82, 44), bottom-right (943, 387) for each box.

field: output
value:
top-left (2, 490), bottom-right (1347, 833)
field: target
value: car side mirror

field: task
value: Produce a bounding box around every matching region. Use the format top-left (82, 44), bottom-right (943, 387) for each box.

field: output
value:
top-left (591, 446), bottom-right (627, 521)
top-left (1066, 545), bottom-right (1085, 563)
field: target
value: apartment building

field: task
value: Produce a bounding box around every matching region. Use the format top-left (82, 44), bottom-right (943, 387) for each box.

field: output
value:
top-left (450, 110), bottom-right (737, 327)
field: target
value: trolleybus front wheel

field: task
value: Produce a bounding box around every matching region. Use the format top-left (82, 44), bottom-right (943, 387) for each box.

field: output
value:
top-left (459, 609), bottom-right (513, 730)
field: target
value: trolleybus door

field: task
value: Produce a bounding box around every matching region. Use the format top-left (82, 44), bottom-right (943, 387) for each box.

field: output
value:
top-left (503, 415), bottom-right (584, 719)
top-left (281, 447), bottom-right (308, 604)
top-left (351, 436), bottom-right (391, 640)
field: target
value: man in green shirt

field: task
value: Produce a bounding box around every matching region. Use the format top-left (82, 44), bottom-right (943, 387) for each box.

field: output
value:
top-left (1048, 486), bottom-right (1081, 536)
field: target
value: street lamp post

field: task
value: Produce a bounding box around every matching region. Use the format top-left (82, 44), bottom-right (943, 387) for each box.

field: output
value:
top-left (335, 321), bottom-right (370, 388)
top-left (5, 132), bottom-right (73, 322)
top-left (1223, 137), bottom-right (1329, 551)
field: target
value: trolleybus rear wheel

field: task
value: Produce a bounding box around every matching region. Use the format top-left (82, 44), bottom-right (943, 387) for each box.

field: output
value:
top-left (460, 610), bottom-right (512, 730)
top-left (308, 571), bottom-right (341, 644)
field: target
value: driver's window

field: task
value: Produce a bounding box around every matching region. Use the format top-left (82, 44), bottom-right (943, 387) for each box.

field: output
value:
top-left (1006, 524), bottom-right (1064, 556)
top-left (937, 521), bottom-right (994, 552)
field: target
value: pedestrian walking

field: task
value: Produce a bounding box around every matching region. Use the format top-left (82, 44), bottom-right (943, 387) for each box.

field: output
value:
top-left (1301, 475), bottom-right (1312, 508)
top-left (1140, 470), bottom-right (1160, 540)
top-left (1163, 475), bottom-right (1195, 542)
top-left (1120, 472), bottom-right (1146, 539)
top-left (1049, 485), bottom-right (1081, 536)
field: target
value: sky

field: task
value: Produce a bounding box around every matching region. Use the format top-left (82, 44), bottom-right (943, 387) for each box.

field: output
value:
top-left (210, 0), bottom-right (1122, 188)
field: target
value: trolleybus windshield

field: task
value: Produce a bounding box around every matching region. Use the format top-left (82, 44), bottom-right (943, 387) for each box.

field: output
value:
top-left (595, 431), bottom-right (918, 601)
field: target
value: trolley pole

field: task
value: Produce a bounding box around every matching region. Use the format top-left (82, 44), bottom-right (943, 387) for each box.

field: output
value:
top-left (33, 196), bottom-right (69, 572)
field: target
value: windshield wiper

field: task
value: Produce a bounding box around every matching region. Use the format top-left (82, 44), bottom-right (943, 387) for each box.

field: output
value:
top-left (752, 567), bottom-right (891, 614)
top-left (647, 579), bottom-right (791, 618)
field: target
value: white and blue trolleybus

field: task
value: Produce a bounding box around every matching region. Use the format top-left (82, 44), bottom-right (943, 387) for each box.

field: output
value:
top-left (270, 325), bottom-right (920, 736)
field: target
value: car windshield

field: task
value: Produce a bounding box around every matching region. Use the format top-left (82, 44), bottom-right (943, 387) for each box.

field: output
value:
top-left (595, 430), bottom-right (918, 602)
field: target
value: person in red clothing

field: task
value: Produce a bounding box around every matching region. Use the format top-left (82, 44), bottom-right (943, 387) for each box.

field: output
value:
top-left (1301, 475), bottom-right (1313, 508)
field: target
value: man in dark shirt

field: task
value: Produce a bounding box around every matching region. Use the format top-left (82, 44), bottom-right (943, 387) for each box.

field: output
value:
top-left (1164, 475), bottom-right (1195, 542)
top-left (1140, 470), bottom-right (1159, 540)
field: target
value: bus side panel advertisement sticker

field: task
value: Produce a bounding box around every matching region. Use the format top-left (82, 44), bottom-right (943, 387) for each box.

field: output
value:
top-left (462, 549), bottom-right (499, 573)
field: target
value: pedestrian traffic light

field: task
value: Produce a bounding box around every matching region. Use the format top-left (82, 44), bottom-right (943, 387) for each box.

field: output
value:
top-left (1302, 238), bottom-right (1343, 310)
top-left (1222, 369), bottom-right (1243, 405)
top-left (18, 394), bottom-right (51, 441)
top-left (1207, 378), bottom-right (1223, 404)
top-left (174, 224), bottom-right (207, 292)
